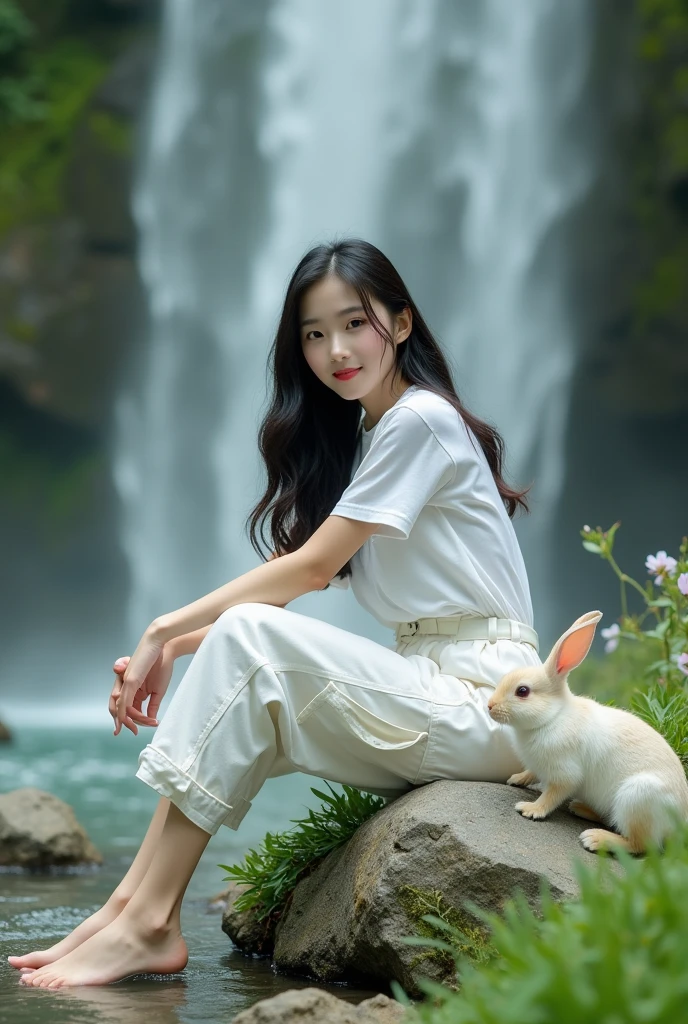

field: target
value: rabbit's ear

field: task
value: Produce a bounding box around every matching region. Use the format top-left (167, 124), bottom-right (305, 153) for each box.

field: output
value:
top-left (545, 611), bottom-right (603, 681)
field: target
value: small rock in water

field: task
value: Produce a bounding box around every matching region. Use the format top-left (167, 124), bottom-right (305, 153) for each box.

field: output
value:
top-left (0, 787), bottom-right (103, 869)
top-left (230, 987), bottom-right (404, 1023)
top-left (221, 880), bottom-right (276, 955)
top-left (0, 719), bottom-right (11, 743)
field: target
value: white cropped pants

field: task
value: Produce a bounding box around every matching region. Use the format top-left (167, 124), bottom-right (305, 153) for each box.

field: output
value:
top-left (135, 602), bottom-right (542, 835)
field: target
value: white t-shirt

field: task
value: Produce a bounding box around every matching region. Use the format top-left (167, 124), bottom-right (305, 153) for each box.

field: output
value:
top-left (327, 384), bottom-right (534, 631)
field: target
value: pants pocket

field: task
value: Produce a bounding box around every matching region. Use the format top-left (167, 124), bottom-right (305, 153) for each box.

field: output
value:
top-left (296, 680), bottom-right (429, 752)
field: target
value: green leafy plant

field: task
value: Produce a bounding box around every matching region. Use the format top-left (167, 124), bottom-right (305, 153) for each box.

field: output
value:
top-left (0, 1), bottom-right (46, 125)
top-left (393, 824), bottom-right (688, 1023)
top-left (580, 523), bottom-right (688, 689)
top-left (218, 782), bottom-right (384, 924)
top-left (630, 684), bottom-right (688, 770)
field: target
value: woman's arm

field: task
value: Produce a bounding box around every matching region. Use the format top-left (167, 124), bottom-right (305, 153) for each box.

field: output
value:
top-left (152, 548), bottom-right (310, 646)
top-left (167, 625), bottom-right (212, 658)
top-left (112, 518), bottom-right (378, 735)
top-left (166, 554), bottom-right (288, 659)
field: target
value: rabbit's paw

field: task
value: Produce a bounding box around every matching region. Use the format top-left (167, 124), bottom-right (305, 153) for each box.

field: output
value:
top-left (507, 770), bottom-right (538, 788)
top-left (515, 800), bottom-right (547, 820)
top-left (580, 828), bottom-right (627, 853)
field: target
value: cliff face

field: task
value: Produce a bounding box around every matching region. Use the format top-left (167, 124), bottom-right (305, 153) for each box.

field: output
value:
top-left (555, 0), bottom-right (688, 635)
top-left (0, 0), bottom-right (158, 665)
top-left (592, 0), bottom-right (688, 417)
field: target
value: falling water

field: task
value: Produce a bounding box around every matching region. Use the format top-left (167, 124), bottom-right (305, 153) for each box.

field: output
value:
top-left (114, 0), bottom-right (595, 646)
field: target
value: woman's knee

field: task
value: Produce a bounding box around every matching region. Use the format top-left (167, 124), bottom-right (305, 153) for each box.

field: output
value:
top-left (213, 598), bottom-right (272, 630)
top-left (212, 601), bottom-right (285, 637)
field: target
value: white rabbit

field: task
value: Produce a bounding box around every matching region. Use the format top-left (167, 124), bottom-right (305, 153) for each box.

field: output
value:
top-left (487, 610), bottom-right (688, 853)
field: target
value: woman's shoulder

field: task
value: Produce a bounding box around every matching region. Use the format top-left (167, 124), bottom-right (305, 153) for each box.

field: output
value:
top-left (391, 386), bottom-right (464, 441)
top-left (390, 386), bottom-right (488, 472)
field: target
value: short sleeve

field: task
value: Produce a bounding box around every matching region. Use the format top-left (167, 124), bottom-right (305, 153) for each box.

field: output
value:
top-left (329, 407), bottom-right (456, 540)
top-left (326, 572), bottom-right (350, 589)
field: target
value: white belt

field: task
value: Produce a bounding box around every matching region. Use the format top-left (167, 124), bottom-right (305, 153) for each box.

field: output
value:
top-left (395, 615), bottom-right (539, 653)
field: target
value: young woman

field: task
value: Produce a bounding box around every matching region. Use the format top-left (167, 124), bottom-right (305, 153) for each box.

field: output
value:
top-left (11, 237), bottom-right (540, 988)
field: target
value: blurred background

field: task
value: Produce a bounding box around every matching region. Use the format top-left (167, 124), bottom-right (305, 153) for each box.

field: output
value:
top-left (0, 0), bottom-right (686, 717)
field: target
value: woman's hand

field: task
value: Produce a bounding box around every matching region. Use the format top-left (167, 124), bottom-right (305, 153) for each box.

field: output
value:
top-left (109, 630), bottom-right (175, 737)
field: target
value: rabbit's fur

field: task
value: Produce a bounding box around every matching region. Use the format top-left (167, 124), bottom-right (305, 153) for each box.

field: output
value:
top-left (487, 610), bottom-right (688, 853)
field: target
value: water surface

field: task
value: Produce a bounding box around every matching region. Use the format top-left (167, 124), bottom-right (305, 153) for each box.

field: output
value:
top-left (0, 728), bottom-right (387, 1023)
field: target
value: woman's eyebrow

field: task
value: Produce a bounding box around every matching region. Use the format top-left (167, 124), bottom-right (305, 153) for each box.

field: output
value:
top-left (301, 305), bottom-right (365, 327)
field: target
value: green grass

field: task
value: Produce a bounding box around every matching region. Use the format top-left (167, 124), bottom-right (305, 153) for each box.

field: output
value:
top-left (219, 782), bottom-right (385, 924)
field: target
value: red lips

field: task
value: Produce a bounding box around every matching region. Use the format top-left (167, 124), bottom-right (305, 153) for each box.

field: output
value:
top-left (333, 367), bottom-right (361, 380)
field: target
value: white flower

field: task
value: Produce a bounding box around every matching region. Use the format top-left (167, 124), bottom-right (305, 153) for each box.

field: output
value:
top-left (600, 622), bottom-right (620, 654)
top-left (645, 551), bottom-right (678, 586)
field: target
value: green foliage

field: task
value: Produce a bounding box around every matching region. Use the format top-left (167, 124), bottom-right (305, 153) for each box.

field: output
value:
top-left (218, 782), bottom-right (384, 923)
top-left (629, 0), bottom-right (688, 360)
top-left (0, 1), bottom-right (45, 124)
top-left (572, 638), bottom-right (657, 707)
top-left (394, 825), bottom-right (688, 1023)
top-left (0, 1), bottom-right (108, 234)
top-left (0, 0), bottom-right (33, 55)
top-left (88, 109), bottom-right (132, 157)
top-left (576, 524), bottom-right (688, 775)
top-left (0, 428), bottom-right (104, 546)
top-left (630, 683), bottom-right (688, 769)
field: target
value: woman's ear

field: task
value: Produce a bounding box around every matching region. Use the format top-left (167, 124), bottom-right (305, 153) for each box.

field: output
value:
top-left (395, 306), bottom-right (412, 345)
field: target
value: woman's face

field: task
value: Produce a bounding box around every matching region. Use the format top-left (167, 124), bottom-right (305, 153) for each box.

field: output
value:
top-left (299, 274), bottom-right (410, 399)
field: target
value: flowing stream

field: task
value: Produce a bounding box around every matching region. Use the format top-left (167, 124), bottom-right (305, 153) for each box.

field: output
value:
top-left (0, 730), bottom-right (382, 1022)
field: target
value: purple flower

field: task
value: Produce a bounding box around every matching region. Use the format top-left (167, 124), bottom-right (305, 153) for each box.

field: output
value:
top-left (678, 573), bottom-right (688, 597)
top-left (645, 551), bottom-right (678, 585)
top-left (600, 622), bottom-right (620, 654)
top-left (677, 653), bottom-right (688, 677)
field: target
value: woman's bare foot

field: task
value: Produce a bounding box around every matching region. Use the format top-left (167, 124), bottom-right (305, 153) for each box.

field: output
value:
top-left (18, 912), bottom-right (188, 988)
top-left (8, 892), bottom-right (130, 971)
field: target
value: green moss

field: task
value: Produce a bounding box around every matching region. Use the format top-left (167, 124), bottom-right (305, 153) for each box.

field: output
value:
top-left (87, 109), bottom-right (132, 157)
top-left (0, 427), bottom-right (103, 543)
top-left (4, 316), bottom-right (37, 343)
top-left (0, 37), bottom-right (108, 235)
top-left (397, 884), bottom-right (495, 989)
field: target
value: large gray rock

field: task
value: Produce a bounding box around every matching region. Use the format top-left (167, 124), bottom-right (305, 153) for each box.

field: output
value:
top-left (270, 780), bottom-right (622, 996)
top-left (0, 788), bottom-right (103, 869)
top-left (230, 987), bottom-right (405, 1024)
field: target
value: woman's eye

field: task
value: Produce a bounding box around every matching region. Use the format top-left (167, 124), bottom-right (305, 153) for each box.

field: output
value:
top-left (305, 319), bottom-right (365, 341)
top-left (515, 685), bottom-right (530, 698)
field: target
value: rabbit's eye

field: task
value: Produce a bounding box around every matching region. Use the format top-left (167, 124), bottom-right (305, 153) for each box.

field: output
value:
top-left (515, 685), bottom-right (530, 698)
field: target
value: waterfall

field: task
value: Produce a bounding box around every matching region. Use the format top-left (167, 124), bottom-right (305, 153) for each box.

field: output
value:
top-left (114, 0), bottom-right (594, 647)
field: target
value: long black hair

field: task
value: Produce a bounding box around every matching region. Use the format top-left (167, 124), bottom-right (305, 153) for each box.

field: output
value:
top-left (247, 237), bottom-right (530, 586)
